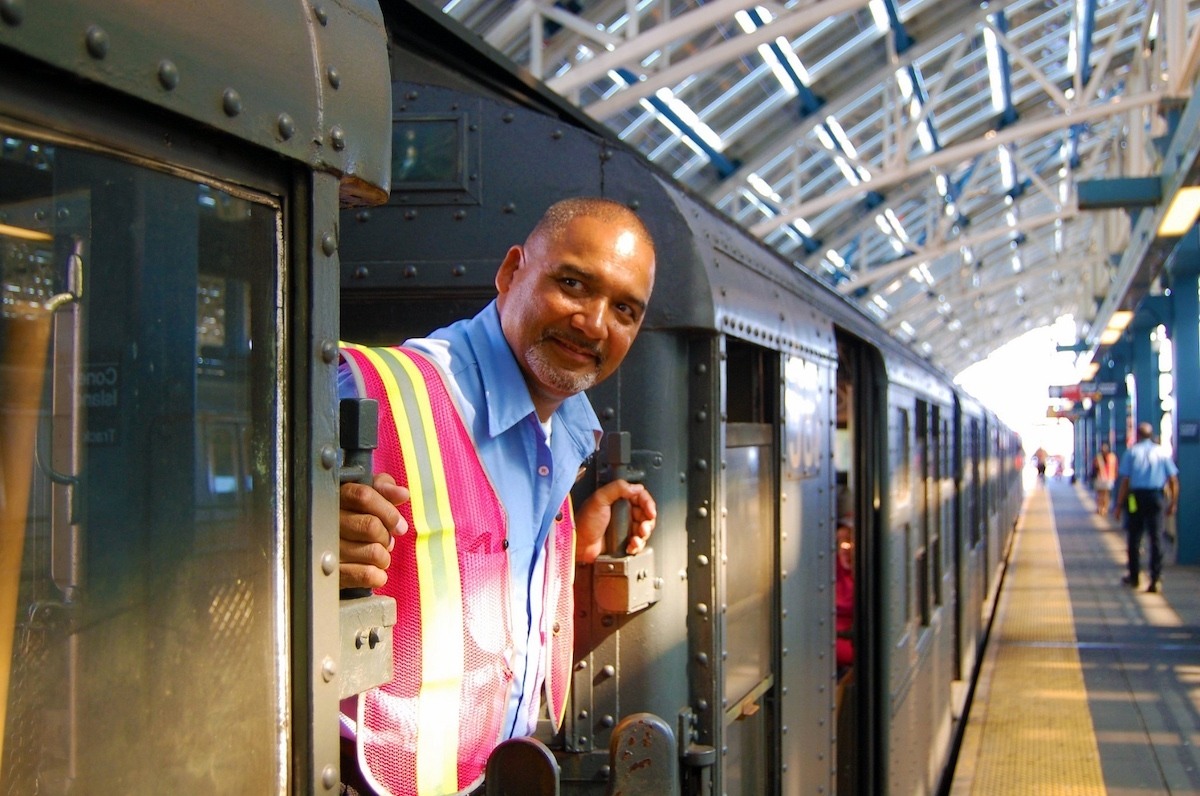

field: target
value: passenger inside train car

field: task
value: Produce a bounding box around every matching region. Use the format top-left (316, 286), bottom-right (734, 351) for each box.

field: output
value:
top-left (336, 197), bottom-right (659, 796)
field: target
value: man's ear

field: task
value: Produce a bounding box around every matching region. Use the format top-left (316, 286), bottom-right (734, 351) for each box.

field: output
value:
top-left (495, 245), bottom-right (523, 296)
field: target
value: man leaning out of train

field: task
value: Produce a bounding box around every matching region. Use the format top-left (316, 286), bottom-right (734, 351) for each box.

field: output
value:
top-left (336, 197), bottom-right (658, 796)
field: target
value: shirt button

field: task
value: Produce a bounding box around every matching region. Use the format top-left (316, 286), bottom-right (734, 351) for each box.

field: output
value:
top-left (552, 621), bottom-right (561, 635)
top-left (538, 465), bottom-right (550, 476)
top-left (555, 512), bottom-right (563, 522)
top-left (502, 539), bottom-right (509, 550)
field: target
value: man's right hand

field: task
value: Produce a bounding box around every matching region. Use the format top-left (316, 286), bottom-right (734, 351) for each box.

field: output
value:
top-left (339, 473), bottom-right (409, 589)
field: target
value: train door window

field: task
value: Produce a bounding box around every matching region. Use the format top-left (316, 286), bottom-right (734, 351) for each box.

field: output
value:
top-left (722, 340), bottom-right (777, 796)
top-left (914, 401), bottom-right (931, 627)
top-left (928, 405), bottom-right (942, 610)
top-left (969, 420), bottom-right (982, 546)
top-left (1, 135), bottom-right (284, 791)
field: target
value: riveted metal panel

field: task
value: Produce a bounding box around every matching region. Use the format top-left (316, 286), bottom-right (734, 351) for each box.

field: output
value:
top-left (339, 78), bottom-right (612, 342)
top-left (0, 0), bottom-right (391, 205)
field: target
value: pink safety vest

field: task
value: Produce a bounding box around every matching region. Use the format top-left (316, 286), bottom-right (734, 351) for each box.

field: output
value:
top-left (339, 343), bottom-right (576, 796)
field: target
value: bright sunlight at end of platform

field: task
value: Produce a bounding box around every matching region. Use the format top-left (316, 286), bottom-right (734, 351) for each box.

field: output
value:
top-left (955, 316), bottom-right (1082, 470)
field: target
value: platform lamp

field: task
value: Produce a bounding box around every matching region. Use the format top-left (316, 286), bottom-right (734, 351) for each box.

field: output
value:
top-left (1157, 186), bottom-right (1200, 237)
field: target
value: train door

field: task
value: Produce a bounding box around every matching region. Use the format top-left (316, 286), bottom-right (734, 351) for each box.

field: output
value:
top-left (719, 340), bottom-right (778, 795)
top-left (0, 98), bottom-right (298, 791)
top-left (833, 331), bottom-right (886, 796)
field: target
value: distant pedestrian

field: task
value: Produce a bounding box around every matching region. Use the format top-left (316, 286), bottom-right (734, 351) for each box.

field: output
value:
top-left (1112, 422), bottom-right (1179, 592)
top-left (1092, 442), bottom-right (1117, 516)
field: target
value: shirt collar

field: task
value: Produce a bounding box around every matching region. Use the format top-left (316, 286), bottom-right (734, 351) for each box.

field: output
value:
top-left (466, 301), bottom-right (602, 454)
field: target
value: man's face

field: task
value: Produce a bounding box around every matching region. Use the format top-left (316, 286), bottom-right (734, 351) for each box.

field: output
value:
top-left (496, 215), bottom-right (655, 418)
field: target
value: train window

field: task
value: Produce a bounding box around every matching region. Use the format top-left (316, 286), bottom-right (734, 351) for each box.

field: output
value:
top-left (392, 115), bottom-right (465, 186)
top-left (895, 407), bottom-right (911, 497)
top-left (1, 134), bottom-right (284, 791)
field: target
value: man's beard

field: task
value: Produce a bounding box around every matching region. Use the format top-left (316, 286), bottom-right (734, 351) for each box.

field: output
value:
top-left (526, 332), bottom-right (603, 396)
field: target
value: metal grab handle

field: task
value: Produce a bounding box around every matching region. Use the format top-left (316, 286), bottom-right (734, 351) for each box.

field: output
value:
top-left (36, 239), bottom-right (84, 487)
top-left (338, 398), bottom-right (378, 600)
top-left (602, 431), bottom-right (645, 557)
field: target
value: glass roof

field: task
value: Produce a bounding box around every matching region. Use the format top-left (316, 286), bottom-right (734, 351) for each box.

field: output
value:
top-left (434, 0), bottom-right (1200, 375)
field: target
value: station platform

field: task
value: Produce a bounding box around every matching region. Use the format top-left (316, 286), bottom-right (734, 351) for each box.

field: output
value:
top-left (949, 475), bottom-right (1200, 795)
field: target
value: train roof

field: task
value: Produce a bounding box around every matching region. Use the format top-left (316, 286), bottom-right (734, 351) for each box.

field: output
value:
top-left (0, 0), bottom-right (393, 205)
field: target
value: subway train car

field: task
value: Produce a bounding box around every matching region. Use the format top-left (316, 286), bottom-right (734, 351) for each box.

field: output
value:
top-left (0, 1), bottom-right (1022, 794)
top-left (336, 2), bottom-right (1023, 794)
top-left (0, 1), bottom-right (395, 793)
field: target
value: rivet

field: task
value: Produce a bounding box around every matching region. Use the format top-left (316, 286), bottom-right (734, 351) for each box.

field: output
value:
top-left (330, 126), bottom-right (346, 150)
top-left (552, 129), bottom-right (563, 139)
top-left (696, 652), bottom-right (708, 665)
top-left (313, 4), bottom-right (328, 25)
top-left (602, 407), bottom-right (615, 419)
top-left (696, 603), bottom-right (708, 615)
top-left (277, 113), bottom-right (296, 140)
top-left (222, 89), bottom-right (243, 117)
top-left (452, 265), bottom-right (466, 277)
top-left (353, 265), bottom-right (369, 280)
top-left (321, 765), bottom-right (337, 790)
top-left (0, 0), bottom-right (24, 26)
top-left (697, 554), bottom-right (709, 566)
top-left (576, 660), bottom-right (589, 671)
top-left (601, 714), bottom-right (615, 728)
top-left (85, 25), bottom-right (109, 59)
top-left (321, 656), bottom-right (337, 682)
top-left (327, 66), bottom-right (341, 89)
top-left (320, 551), bottom-right (336, 575)
top-left (403, 265), bottom-right (417, 278)
top-left (697, 506), bottom-right (708, 518)
top-left (158, 60), bottom-right (180, 90)
top-left (356, 209), bottom-right (370, 223)
top-left (321, 232), bottom-right (337, 256)
top-left (320, 340), bottom-right (337, 363)
top-left (601, 664), bottom-right (615, 678)
top-left (502, 112), bottom-right (515, 123)
top-left (695, 459), bottom-right (708, 471)
top-left (320, 445), bottom-right (337, 469)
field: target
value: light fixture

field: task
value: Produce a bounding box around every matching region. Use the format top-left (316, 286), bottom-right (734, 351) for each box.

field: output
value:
top-left (1107, 309), bottom-right (1134, 332)
top-left (0, 222), bottom-right (51, 242)
top-left (1157, 186), bottom-right (1200, 236)
top-left (1098, 327), bottom-right (1123, 346)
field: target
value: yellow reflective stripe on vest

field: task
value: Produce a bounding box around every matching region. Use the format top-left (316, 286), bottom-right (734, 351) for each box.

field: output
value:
top-left (352, 344), bottom-right (463, 794)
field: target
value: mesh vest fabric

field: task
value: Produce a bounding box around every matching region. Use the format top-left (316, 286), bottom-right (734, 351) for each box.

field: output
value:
top-left (339, 343), bottom-right (575, 796)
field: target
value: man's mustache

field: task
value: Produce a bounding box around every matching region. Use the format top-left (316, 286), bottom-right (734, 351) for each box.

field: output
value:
top-left (541, 329), bottom-right (603, 363)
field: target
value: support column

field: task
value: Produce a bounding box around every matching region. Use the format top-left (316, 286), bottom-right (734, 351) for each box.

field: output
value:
top-left (1169, 236), bottom-right (1200, 565)
top-left (1130, 316), bottom-right (1160, 431)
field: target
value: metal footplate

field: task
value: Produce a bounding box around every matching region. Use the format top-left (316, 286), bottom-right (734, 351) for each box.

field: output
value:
top-left (485, 736), bottom-right (560, 795)
top-left (609, 712), bottom-right (679, 793)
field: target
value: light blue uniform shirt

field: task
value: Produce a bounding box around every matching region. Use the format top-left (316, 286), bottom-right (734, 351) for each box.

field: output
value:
top-left (1118, 438), bottom-right (1178, 490)
top-left (340, 301), bottom-right (601, 738)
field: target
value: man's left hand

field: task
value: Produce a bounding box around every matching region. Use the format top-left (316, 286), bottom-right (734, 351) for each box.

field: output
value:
top-left (575, 480), bottom-right (657, 564)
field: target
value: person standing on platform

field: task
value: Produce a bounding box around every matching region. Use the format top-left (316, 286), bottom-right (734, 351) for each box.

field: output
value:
top-left (336, 197), bottom-right (659, 796)
top-left (1092, 442), bottom-right (1118, 516)
top-left (1113, 422), bottom-right (1179, 592)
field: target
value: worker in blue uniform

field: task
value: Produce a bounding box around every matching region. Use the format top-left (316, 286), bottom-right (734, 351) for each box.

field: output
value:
top-left (1112, 422), bottom-right (1179, 593)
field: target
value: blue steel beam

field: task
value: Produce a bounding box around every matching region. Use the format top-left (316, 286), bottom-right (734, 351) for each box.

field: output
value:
top-left (615, 67), bottom-right (738, 178)
top-left (746, 8), bottom-right (824, 117)
top-left (1076, 0), bottom-right (1096, 89)
top-left (880, 0), bottom-right (914, 54)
